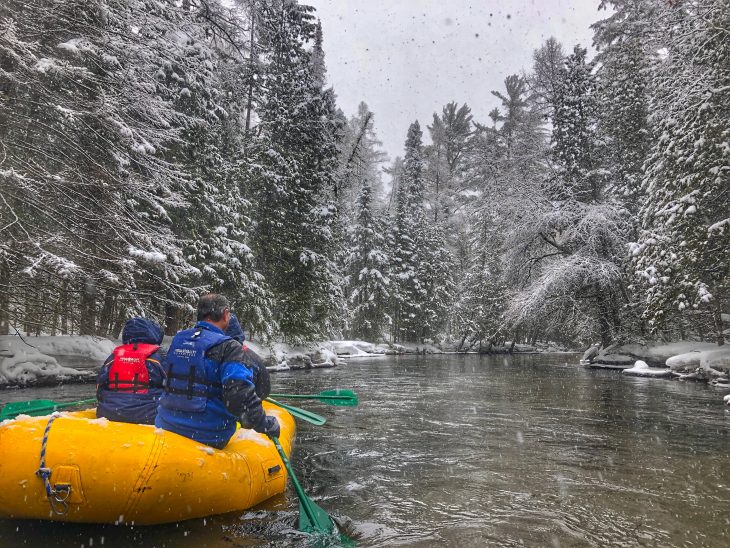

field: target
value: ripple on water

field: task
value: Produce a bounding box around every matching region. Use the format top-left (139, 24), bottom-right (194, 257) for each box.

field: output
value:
top-left (1, 353), bottom-right (728, 546)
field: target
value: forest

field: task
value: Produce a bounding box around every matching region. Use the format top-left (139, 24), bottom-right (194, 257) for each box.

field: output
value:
top-left (0, 0), bottom-right (727, 349)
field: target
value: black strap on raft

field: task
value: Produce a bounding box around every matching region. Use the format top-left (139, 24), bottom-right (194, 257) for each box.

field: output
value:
top-left (36, 414), bottom-right (71, 515)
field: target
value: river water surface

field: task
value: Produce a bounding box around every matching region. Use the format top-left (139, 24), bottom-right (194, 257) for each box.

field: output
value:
top-left (1, 353), bottom-right (729, 547)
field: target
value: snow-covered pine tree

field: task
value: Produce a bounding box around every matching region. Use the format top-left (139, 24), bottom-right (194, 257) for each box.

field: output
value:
top-left (245, 0), bottom-right (343, 341)
top-left (425, 102), bottom-right (473, 223)
top-left (450, 206), bottom-right (508, 351)
top-left (156, 2), bottom-right (278, 339)
top-left (390, 121), bottom-right (426, 342)
top-left (552, 46), bottom-right (603, 202)
top-left (338, 102), bottom-right (388, 216)
top-left (592, 0), bottom-right (654, 212)
top-left (526, 37), bottom-right (565, 124)
top-left (632, 0), bottom-right (729, 344)
top-left (347, 182), bottom-right (390, 341)
top-left (0, 0), bottom-right (201, 335)
top-left (415, 221), bottom-right (454, 342)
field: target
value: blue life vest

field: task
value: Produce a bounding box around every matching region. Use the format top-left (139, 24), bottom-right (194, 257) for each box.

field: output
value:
top-left (159, 325), bottom-right (228, 413)
top-left (155, 322), bottom-right (243, 448)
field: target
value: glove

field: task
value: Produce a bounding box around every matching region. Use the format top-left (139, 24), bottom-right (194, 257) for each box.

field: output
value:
top-left (254, 415), bottom-right (280, 439)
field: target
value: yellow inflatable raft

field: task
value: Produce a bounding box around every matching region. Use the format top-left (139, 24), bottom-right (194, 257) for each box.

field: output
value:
top-left (0, 401), bottom-right (295, 525)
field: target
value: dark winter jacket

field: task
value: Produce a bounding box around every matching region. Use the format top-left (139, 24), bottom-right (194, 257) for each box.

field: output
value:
top-left (96, 318), bottom-right (166, 425)
top-left (155, 321), bottom-right (268, 449)
top-left (225, 313), bottom-right (271, 400)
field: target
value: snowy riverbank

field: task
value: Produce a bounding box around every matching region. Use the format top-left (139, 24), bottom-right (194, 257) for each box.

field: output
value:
top-left (0, 335), bottom-right (445, 386)
top-left (585, 341), bottom-right (730, 406)
top-left (0, 336), bottom-right (110, 386)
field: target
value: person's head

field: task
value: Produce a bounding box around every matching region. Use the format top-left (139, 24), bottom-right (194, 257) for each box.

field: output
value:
top-left (225, 312), bottom-right (245, 343)
top-left (122, 317), bottom-right (164, 346)
top-left (197, 293), bottom-right (231, 331)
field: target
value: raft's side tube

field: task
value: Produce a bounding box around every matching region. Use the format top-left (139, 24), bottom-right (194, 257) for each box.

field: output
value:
top-left (0, 402), bottom-right (294, 525)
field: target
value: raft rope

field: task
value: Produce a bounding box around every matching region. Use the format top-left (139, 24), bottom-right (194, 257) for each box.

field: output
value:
top-left (35, 413), bottom-right (71, 515)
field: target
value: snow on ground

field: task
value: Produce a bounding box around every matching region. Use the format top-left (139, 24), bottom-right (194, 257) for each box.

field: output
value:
top-left (329, 340), bottom-right (386, 357)
top-left (664, 347), bottom-right (730, 374)
top-left (593, 341), bottom-right (721, 367)
top-left (29, 336), bottom-right (116, 365)
top-left (250, 340), bottom-right (346, 370)
top-left (0, 336), bottom-right (94, 386)
top-left (622, 360), bottom-right (673, 378)
top-left (589, 341), bottom-right (730, 405)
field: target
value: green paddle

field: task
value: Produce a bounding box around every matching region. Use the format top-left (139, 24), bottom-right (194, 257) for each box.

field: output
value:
top-left (268, 389), bottom-right (359, 407)
top-left (0, 398), bottom-right (97, 421)
top-left (270, 435), bottom-right (352, 544)
top-left (266, 398), bottom-right (326, 426)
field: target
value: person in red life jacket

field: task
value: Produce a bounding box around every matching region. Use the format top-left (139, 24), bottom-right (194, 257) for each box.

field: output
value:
top-left (225, 312), bottom-right (271, 400)
top-left (96, 317), bottom-right (166, 425)
top-left (155, 294), bottom-right (279, 449)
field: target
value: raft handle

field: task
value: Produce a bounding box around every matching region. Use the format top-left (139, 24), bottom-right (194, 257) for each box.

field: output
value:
top-left (267, 465), bottom-right (281, 475)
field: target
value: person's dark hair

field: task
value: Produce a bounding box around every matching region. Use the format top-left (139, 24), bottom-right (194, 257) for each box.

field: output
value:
top-left (197, 294), bottom-right (230, 322)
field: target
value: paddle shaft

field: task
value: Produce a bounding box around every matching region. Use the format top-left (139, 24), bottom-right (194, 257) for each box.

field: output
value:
top-left (265, 398), bottom-right (326, 426)
top-left (269, 435), bottom-right (336, 536)
top-left (271, 436), bottom-right (324, 530)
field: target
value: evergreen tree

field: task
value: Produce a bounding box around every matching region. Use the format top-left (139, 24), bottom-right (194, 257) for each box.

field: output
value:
top-left (552, 46), bottom-right (602, 202)
top-left (0, 0), bottom-right (202, 335)
top-left (632, 0), bottom-right (729, 344)
top-left (426, 102), bottom-right (473, 223)
top-left (527, 37), bottom-right (565, 121)
top-left (347, 183), bottom-right (390, 340)
top-left (391, 121), bottom-right (426, 342)
top-left (245, 0), bottom-right (342, 340)
top-left (592, 0), bottom-right (654, 211)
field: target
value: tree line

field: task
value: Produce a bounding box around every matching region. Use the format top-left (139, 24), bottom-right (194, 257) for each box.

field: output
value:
top-left (0, 0), bottom-right (727, 348)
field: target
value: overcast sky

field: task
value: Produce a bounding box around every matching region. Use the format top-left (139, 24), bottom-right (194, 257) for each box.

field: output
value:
top-left (306, 0), bottom-right (606, 162)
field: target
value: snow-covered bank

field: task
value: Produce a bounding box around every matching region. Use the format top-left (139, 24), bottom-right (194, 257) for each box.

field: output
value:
top-left (245, 340), bottom-right (345, 370)
top-left (591, 341), bottom-right (723, 368)
top-left (0, 336), bottom-right (102, 386)
top-left (585, 341), bottom-right (730, 405)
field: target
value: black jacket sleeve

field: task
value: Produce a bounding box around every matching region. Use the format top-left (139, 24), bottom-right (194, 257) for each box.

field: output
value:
top-left (209, 340), bottom-right (267, 429)
top-left (242, 346), bottom-right (271, 399)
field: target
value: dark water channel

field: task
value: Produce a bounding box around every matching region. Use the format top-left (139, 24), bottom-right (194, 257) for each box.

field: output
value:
top-left (1, 353), bottom-right (729, 547)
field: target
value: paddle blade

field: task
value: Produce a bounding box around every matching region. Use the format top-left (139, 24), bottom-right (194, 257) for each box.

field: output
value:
top-left (0, 398), bottom-right (97, 421)
top-left (0, 399), bottom-right (57, 420)
top-left (298, 496), bottom-right (335, 535)
top-left (318, 389), bottom-right (358, 407)
top-left (267, 389), bottom-right (359, 407)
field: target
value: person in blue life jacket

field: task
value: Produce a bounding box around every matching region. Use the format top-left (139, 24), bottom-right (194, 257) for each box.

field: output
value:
top-left (96, 317), bottom-right (166, 425)
top-left (225, 312), bottom-right (271, 400)
top-left (155, 294), bottom-right (280, 449)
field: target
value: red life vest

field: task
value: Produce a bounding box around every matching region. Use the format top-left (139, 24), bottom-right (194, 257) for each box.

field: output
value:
top-left (107, 343), bottom-right (160, 394)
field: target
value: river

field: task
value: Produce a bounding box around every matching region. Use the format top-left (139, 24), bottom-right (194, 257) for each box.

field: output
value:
top-left (1, 353), bottom-right (729, 547)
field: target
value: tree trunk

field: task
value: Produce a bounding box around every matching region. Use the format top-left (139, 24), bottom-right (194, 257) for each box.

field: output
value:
top-left (0, 260), bottom-right (9, 335)
top-left (713, 301), bottom-right (724, 346)
top-left (164, 300), bottom-right (179, 336)
top-left (60, 282), bottom-right (70, 335)
top-left (79, 279), bottom-right (97, 336)
top-left (99, 293), bottom-right (115, 337)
